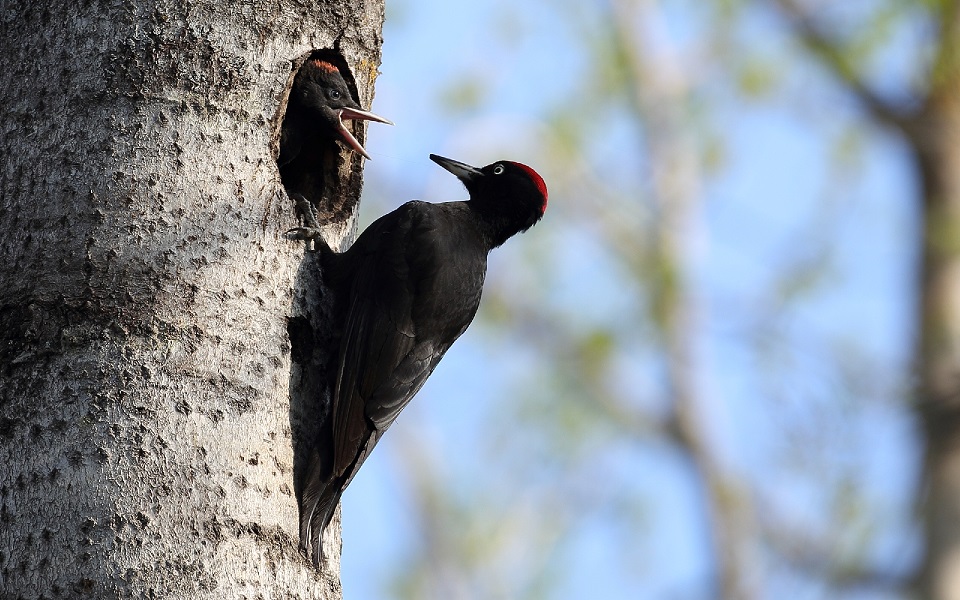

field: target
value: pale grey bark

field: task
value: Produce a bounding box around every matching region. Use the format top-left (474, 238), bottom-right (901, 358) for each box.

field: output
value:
top-left (0, 0), bottom-right (383, 597)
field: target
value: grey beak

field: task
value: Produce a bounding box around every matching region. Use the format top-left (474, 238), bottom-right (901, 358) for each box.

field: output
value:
top-left (429, 154), bottom-right (482, 183)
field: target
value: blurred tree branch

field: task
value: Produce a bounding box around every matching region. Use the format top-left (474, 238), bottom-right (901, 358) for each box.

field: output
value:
top-left (610, 1), bottom-right (759, 597)
top-left (759, 516), bottom-right (910, 593)
top-left (378, 0), bottom-right (937, 597)
top-left (771, 0), bottom-right (916, 130)
top-left (772, 0), bottom-right (960, 598)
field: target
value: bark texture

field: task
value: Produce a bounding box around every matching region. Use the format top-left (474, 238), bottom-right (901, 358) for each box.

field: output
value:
top-left (0, 0), bottom-right (383, 597)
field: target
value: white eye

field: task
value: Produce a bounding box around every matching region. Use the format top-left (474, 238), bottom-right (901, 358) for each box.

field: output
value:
top-left (493, 165), bottom-right (505, 175)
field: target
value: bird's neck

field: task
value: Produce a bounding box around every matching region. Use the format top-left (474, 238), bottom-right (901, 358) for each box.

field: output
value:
top-left (468, 199), bottom-right (532, 250)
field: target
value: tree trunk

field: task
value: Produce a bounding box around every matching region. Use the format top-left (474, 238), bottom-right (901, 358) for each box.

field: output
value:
top-left (911, 4), bottom-right (960, 599)
top-left (917, 42), bottom-right (960, 600)
top-left (0, 1), bottom-right (382, 597)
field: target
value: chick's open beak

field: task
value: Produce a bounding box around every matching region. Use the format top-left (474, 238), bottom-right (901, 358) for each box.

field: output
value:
top-left (335, 107), bottom-right (394, 160)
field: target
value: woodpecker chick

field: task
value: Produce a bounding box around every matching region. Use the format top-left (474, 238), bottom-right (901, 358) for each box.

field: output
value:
top-left (289, 154), bottom-right (548, 567)
top-left (279, 59), bottom-right (392, 164)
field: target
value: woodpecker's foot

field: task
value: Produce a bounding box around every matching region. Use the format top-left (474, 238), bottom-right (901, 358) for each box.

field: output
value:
top-left (292, 194), bottom-right (322, 229)
top-left (285, 195), bottom-right (329, 251)
top-left (285, 226), bottom-right (326, 245)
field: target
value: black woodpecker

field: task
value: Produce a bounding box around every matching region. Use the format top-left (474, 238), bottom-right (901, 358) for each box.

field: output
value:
top-left (289, 154), bottom-right (548, 566)
top-left (278, 59), bottom-right (392, 166)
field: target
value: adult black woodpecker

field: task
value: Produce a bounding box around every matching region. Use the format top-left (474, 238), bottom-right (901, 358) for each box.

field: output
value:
top-left (278, 59), bottom-right (392, 167)
top-left (289, 154), bottom-right (548, 566)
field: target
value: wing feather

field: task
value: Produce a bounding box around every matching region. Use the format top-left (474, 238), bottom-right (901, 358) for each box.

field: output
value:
top-left (303, 201), bottom-right (487, 564)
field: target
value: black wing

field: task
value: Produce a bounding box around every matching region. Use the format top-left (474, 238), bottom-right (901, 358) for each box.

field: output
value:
top-left (301, 201), bottom-right (465, 564)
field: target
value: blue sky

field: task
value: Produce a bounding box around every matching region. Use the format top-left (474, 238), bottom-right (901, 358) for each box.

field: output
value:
top-left (338, 1), bottom-right (922, 597)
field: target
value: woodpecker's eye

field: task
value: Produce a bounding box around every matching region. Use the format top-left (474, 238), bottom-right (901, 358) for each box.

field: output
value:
top-left (493, 165), bottom-right (505, 175)
top-left (328, 89), bottom-right (342, 100)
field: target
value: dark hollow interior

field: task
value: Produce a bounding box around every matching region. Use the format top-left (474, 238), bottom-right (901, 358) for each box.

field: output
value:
top-left (276, 49), bottom-right (365, 226)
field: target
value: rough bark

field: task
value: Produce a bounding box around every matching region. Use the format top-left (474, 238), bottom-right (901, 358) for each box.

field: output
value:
top-left (0, 0), bottom-right (382, 598)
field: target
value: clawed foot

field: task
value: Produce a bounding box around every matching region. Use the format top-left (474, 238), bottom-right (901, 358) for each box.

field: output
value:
top-left (285, 226), bottom-right (325, 243)
top-left (285, 195), bottom-right (328, 251)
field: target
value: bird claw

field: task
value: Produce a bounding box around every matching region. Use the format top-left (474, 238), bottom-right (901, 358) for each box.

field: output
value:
top-left (292, 194), bottom-right (322, 229)
top-left (286, 194), bottom-right (330, 252)
top-left (285, 226), bottom-right (325, 242)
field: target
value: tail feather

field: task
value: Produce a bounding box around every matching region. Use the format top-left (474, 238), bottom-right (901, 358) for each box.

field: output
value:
top-left (310, 488), bottom-right (343, 568)
top-left (299, 450), bottom-right (345, 567)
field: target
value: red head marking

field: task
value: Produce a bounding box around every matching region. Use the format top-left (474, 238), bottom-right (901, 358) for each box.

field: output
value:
top-left (509, 162), bottom-right (548, 213)
top-left (309, 60), bottom-right (341, 74)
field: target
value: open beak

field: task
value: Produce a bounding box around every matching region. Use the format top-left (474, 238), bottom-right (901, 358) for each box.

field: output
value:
top-left (336, 107), bottom-right (394, 160)
top-left (429, 154), bottom-right (482, 183)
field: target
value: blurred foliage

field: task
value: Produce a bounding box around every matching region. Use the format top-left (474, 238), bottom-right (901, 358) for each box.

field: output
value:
top-left (365, 0), bottom-right (937, 598)
top-left (439, 77), bottom-right (489, 114)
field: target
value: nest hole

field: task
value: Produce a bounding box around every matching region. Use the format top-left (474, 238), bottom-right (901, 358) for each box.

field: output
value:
top-left (275, 49), bottom-right (366, 227)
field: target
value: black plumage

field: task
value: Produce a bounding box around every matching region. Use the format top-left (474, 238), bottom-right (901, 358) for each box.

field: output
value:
top-left (290, 154), bottom-right (548, 566)
top-left (279, 59), bottom-right (392, 166)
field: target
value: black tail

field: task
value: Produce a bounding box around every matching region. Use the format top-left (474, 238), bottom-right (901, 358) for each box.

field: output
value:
top-left (299, 449), bottom-right (345, 568)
